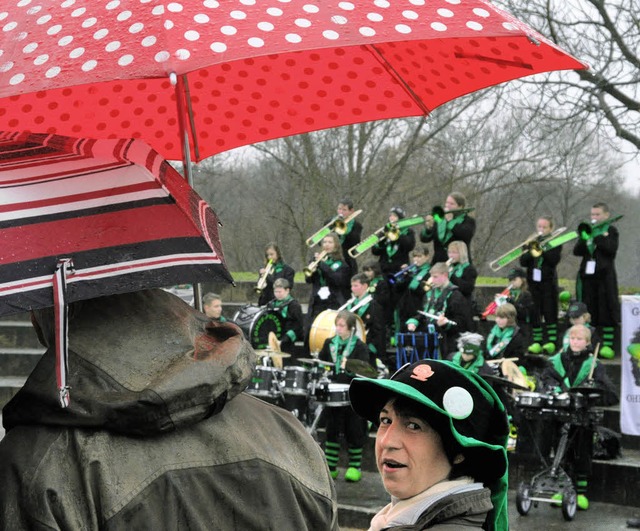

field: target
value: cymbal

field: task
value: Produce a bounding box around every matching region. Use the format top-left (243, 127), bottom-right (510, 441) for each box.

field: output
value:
top-left (297, 357), bottom-right (335, 366)
top-left (345, 359), bottom-right (377, 378)
top-left (500, 359), bottom-right (529, 389)
top-left (254, 349), bottom-right (291, 358)
top-left (482, 373), bottom-right (530, 391)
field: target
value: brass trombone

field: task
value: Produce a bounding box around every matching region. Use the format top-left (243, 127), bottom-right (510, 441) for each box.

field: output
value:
top-left (305, 209), bottom-right (363, 247)
top-left (254, 259), bottom-right (274, 294)
top-left (303, 250), bottom-right (329, 277)
top-left (577, 214), bottom-right (623, 240)
top-left (488, 227), bottom-right (566, 272)
top-left (431, 206), bottom-right (475, 224)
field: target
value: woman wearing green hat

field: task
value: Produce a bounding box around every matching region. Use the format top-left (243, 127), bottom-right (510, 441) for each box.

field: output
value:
top-left (350, 359), bottom-right (509, 530)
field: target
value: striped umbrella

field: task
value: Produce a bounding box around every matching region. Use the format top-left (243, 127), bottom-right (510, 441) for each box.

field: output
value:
top-left (0, 130), bottom-right (233, 405)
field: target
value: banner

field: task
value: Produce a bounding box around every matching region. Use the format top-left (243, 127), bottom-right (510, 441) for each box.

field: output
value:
top-left (620, 295), bottom-right (640, 436)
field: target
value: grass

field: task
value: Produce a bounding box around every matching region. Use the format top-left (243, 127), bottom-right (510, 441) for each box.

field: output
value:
top-left (226, 273), bottom-right (639, 294)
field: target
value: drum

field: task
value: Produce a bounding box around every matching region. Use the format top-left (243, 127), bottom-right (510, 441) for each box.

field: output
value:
top-left (515, 392), bottom-right (550, 409)
top-left (282, 366), bottom-right (311, 396)
top-left (246, 366), bottom-right (282, 398)
top-left (548, 392), bottom-right (572, 409)
top-left (232, 304), bottom-right (283, 349)
top-left (314, 380), bottom-right (350, 407)
top-left (308, 309), bottom-right (366, 354)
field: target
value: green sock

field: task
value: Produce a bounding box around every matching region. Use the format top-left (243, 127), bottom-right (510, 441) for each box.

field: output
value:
top-left (348, 446), bottom-right (363, 469)
top-left (325, 441), bottom-right (340, 471)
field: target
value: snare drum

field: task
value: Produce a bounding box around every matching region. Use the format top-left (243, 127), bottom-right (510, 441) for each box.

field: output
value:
top-left (548, 392), bottom-right (572, 409)
top-left (246, 366), bottom-right (282, 398)
top-left (232, 304), bottom-right (283, 349)
top-left (308, 309), bottom-right (366, 353)
top-left (282, 366), bottom-right (310, 396)
top-left (314, 381), bottom-right (350, 407)
top-left (515, 392), bottom-right (549, 409)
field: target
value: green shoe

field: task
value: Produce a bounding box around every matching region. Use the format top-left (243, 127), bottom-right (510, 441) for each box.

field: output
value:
top-left (577, 494), bottom-right (589, 510)
top-left (543, 342), bottom-right (556, 355)
top-left (600, 346), bottom-right (615, 359)
top-left (345, 467), bottom-right (362, 482)
top-left (528, 343), bottom-right (542, 354)
top-left (329, 469), bottom-right (339, 480)
top-left (550, 492), bottom-right (562, 507)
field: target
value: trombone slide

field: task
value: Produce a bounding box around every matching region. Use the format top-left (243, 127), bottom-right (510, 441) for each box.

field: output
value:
top-left (348, 215), bottom-right (424, 258)
top-left (488, 227), bottom-right (566, 272)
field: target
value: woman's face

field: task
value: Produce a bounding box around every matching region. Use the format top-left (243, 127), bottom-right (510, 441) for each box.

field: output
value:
top-left (511, 277), bottom-right (523, 289)
top-left (321, 236), bottom-right (336, 252)
top-left (445, 195), bottom-right (459, 211)
top-left (266, 247), bottom-right (278, 261)
top-left (375, 400), bottom-right (453, 500)
top-left (495, 315), bottom-right (508, 329)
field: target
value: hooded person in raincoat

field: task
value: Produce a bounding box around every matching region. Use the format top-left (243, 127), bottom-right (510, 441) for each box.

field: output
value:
top-left (0, 289), bottom-right (338, 530)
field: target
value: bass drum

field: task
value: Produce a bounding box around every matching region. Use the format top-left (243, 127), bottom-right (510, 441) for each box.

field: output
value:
top-left (232, 304), bottom-right (284, 350)
top-left (308, 309), bottom-right (366, 354)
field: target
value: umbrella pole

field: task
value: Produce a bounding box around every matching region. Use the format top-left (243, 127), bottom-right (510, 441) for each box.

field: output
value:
top-left (172, 72), bottom-right (204, 312)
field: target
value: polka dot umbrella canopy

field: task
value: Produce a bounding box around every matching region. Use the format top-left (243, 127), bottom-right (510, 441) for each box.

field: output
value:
top-left (0, 0), bottom-right (587, 164)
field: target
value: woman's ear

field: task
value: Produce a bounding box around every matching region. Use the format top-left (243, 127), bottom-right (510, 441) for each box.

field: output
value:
top-left (453, 454), bottom-right (465, 465)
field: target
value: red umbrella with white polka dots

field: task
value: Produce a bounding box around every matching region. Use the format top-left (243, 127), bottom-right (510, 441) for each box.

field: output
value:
top-left (0, 0), bottom-right (586, 165)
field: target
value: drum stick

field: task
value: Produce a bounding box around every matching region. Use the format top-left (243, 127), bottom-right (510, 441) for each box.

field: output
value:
top-left (486, 357), bottom-right (519, 365)
top-left (587, 343), bottom-right (600, 382)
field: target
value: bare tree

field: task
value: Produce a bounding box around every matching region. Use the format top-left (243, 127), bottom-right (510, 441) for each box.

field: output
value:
top-left (497, 0), bottom-right (640, 153)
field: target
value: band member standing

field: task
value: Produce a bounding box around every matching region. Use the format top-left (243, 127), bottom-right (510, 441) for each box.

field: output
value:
top-left (344, 273), bottom-right (386, 368)
top-left (319, 311), bottom-right (371, 483)
top-left (447, 240), bottom-right (478, 318)
top-left (362, 260), bottom-right (392, 318)
top-left (371, 206), bottom-right (416, 277)
top-left (336, 198), bottom-right (363, 274)
top-left (266, 278), bottom-right (304, 360)
top-left (519, 216), bottom-right (562, 355)
top-left (372, 206), bottom-right (416, 335)
top-left (405, 262), bottom-right (473, 359)
top-left (573, 202), bottom-right (620, 359)
top-left (393, 246), bottom-right (431, 333)
top-left (305, 233), bottom-right (351, 352)
top-left (420, 192), bottom-right (475, 264)
top-left (257, 242), bottom-right (295, 306)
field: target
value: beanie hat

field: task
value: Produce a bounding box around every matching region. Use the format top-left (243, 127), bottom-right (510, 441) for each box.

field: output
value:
top-left (389, 206), bottom-right (406, 219)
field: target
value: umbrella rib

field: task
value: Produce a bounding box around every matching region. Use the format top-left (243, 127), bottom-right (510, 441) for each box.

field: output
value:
top-left (365, 43), bottom-right (432, 116)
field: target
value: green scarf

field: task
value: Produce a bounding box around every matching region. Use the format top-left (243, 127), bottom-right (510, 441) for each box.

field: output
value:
top-left (329, 334), bottom-right (357, 374)
top-left (409, 263), bottom-right (431, 291)
top-left (549, 352), bottom-right (593, 389)
top-left (272, 295), bottom-right (292, 318)
top-left (385, 227), bottom-right (410, 258)
top-left (486, 325), bottom-right (515, 359)
top-left (319, 257), bottom-right (342, 286)
top-left (449, 262), bottom-right (469, 279)
top-left (437, 215), bottom-right (465, 243)
top-left (452, 351), bottom-right (486, 374)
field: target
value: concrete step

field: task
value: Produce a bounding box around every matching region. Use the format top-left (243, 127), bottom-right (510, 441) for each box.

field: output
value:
top-left (0, 320), bottom-right (41, 350)
top-left (0, 347), bottom-right (44, 378)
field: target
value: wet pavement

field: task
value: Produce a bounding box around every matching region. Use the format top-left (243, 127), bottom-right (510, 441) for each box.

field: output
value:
top-left (335, 469), bottom-right (640, 530)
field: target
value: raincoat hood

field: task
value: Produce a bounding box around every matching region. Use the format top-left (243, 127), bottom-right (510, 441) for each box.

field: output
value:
top-left (3, 289), bottom-right (255, 435)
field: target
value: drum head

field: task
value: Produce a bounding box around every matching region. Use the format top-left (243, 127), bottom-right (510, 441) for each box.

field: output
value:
top-left (232, 304), bottom-right (283, 349)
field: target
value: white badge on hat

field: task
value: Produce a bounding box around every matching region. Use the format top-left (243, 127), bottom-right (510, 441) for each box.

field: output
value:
top-left (442, 386), bottom-right (474, 419)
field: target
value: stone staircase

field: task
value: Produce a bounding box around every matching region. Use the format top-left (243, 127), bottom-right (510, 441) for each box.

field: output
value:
top-left (1, 283), bottom-right (638, 528)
